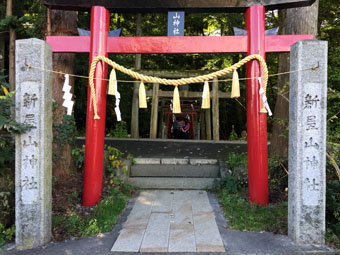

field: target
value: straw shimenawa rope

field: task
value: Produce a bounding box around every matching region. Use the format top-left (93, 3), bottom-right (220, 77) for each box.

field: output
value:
top-left (89, 54), bottom-right (268, 119)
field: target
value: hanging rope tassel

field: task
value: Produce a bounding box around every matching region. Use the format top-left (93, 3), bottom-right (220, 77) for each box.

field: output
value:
top-left (108, 68), bottom-right (117, 96)
top-left (139, 81), bottom-right (147, 108)
top-left (172, 86), bottom-right (181, 113)
top-left (231, 70), bottom-right (240, 98)
top-left (201, 81), bottom-right (210, 109)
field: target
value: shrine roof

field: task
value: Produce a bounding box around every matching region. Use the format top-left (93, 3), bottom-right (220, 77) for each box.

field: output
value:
top-left (42, 0), bottom-right (316, 12)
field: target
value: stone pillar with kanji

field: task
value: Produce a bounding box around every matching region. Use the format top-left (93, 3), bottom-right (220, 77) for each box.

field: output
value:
top-left (15, 38), bottom-right (53, 249)
top-left (288, 40), bottom-right (328, 244)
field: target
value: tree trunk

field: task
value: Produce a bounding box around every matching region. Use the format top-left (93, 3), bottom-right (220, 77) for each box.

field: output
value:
top-left (50, 9), bottom-right (78, 178)
top-left (6, 0), bottom-right (16, 91)
top-left (269, 1), bottom-right (319, 159)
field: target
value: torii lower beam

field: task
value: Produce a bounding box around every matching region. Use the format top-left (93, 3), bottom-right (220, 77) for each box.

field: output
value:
top-left (46, 6), bottom-right (313, 206)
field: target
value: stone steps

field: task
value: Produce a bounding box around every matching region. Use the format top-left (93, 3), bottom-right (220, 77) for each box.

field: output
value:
top-left (127, 158), bottom-right (221, 189)
top-left (128, 177), bottom-right (217, 189)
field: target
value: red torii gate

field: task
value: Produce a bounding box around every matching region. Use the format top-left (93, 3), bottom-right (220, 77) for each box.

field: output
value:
top-left (44, 0), bottom-right (315, 206)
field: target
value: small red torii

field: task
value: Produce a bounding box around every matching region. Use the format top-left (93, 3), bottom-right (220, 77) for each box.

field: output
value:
top-left (44, 0), bottom-right (315, 206)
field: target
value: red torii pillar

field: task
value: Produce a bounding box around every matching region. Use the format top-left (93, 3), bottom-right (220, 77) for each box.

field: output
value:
top-left (46, 6), bottom-right (313, 206)
top-left (83, 7), bottom-right (110, 206)
top-left (246, 6), bottom-right (268, 205)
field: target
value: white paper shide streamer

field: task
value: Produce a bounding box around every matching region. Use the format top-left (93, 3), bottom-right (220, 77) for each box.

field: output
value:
top-left (258, 77), bottom-right (272, 116)
top-left (113, 79), bottom-right (122, 122)
top-left (62, 74), bottom-right (74, 115)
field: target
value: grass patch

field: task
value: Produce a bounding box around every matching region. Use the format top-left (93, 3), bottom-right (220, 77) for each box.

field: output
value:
top-left (52, 177), bottom-right (134, 241)
top-left (219, 189), bottom-right (288, 234)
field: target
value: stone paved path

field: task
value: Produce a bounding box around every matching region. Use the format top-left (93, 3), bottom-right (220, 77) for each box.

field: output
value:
top-left (3, 190), bottom-right (338, 255)
top-left (111, 190), bottom-right (225, 253)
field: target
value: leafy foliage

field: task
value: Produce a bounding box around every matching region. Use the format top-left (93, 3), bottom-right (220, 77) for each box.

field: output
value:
top-left (71, 145), bottom-right (85, 170)
top-left (0, 90), bottom-right (30, 172)
top-left (218, 153), bottom-right (248, 193)
top-left (228, 125), bottom-right (239, 140)
top-left (326, 180), bottom-right (340, 243)
top-left (71, 145), bottom-right (128, 176)
top-left (0, 0), bottom-right (46, 38)
top-left (0, 136), bottom-right (14, 172)
top-left (0, 223), bottom-right (14, 248)
top-left (104, 146), bottom-right (127, 175)
top-left (0, 92), bottom-right (31, 134)
top-left (0, 169), bottom-right (15, 249)
top-left (53, 114), bottom-right (77, 146)
top-left (107, 121), bottom-right (129, 138)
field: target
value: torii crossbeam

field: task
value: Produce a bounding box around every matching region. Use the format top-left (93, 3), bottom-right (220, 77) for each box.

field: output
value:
top-left (44, 0), bottom-right (315, 206)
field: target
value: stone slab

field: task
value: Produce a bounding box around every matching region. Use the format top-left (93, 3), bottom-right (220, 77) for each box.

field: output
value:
top-left (190, 158), bottom-right (218, 165)
top-left (161, 158), bottom-right (189, 165)
top-left (111, 191), bottom-right (155, 252)
top-left (169, 224), bottom-right (196, 252)
top-left (15, 38), bottom-right (52, 250)
top-left (173, 190), bottom-right (196, 201)
top-left (192, 192), bottom-right (225, 252)
top-left (122, 194), bottom-right (153, 228)
top-left (134, 158), bottom-right (161, 164)
top-left (110, 226), bottom-right (147, 252)
top-left (168, 195), bottom-right (196, 252)
top-left (140, 213), bottom-right (171, 252)
top-left (130, 164), bottom-right (220, 177)
top-left (151, 190), bottom-right (174, 213)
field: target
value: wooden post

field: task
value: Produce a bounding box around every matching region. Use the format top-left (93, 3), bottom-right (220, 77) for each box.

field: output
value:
top-left (200, 110), bottom-right (206, 140)
top-left (130, 13), bottom-right (142, 138)
top-left (158, 100), bottom-right (165, 138)
top-left (149, 83), bottom-right (159, 138)
top-left (212, 78), bottom-right (220, 141)
top-left (205, 109), bottom-right (211, 140)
